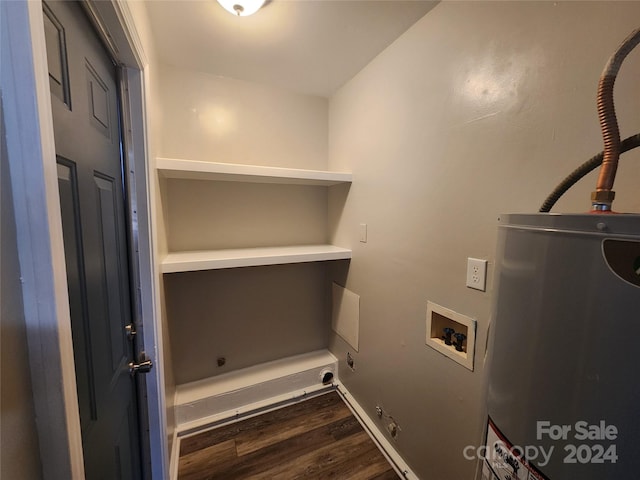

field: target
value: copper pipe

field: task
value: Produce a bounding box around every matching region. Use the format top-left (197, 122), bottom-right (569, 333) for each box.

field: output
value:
top-left (592, 28), bottom-right (640, 210)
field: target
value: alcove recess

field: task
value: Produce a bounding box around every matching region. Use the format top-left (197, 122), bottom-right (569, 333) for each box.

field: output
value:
top-left (156, 158), bottom-right (352, 426)
top-left (426, 301), bottom-right (476, 371)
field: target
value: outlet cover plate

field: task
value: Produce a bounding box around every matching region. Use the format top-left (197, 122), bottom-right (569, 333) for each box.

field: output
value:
top-left (466, 258), bottom-right (487, 291)
top-left (359, 223), bottom-right (367, 243)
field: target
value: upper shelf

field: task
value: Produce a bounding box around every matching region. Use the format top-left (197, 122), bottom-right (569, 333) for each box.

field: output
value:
top-left (161, 245), bottom-right (352, 273)
top-left (156, 158), bottom-right (352, 186)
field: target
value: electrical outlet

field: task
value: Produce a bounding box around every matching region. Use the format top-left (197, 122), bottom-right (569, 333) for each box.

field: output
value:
top-left (387, 421), bottom-right (399, 439)
top-left (346, 352), bottom-right (355, 370)
top-left (466, 258), bottom-right (487, 291)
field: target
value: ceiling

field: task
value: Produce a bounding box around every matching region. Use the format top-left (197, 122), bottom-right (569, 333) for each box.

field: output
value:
top-left (145, 0), bottom-right (438, 98)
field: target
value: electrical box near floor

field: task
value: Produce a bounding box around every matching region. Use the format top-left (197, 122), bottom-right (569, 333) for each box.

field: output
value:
top-left (425, 301), bottom-right (476, 371)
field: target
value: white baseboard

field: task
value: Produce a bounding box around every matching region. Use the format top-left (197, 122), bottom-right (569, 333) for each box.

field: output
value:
top-left (174, 349), bottom-right (338, 434)
top-left (168, 428), bottom-right (179, 480)
top-left (336, 382), bottom-right (419, 480)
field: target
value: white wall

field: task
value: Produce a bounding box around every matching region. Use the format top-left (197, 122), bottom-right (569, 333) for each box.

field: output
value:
top-left (158, 63), bottom-right (328, 169)
top-left (328, 2), bottom-right (640, 478)
top-left (1, 101), bottom-right (43, 480)
top-left (165, 180), bottom-right (328, 252)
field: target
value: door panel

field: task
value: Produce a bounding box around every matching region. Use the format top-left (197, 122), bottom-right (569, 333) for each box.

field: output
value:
top-left (93, 173), bottom-right (129, 373)
top-left (43, 2), bottom-right (71, 107)
top-left (57, 158), bottom-right (98, 430)
top-left (86, 61), bottom-right (112, 139)
top-left (45, 1), bottom-right (142, 478)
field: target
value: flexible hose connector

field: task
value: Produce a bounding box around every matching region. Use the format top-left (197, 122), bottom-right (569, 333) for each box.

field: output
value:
top-left (592, 28), bottom-right (640, 211)
top-left (540, 133), bottom-right (640, 212)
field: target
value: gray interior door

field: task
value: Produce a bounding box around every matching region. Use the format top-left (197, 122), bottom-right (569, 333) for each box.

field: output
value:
top-left (44, 1), bottom-right (142, 478)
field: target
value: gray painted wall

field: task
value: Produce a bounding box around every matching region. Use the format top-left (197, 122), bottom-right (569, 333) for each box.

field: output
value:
top-left (327, 2), bottom-right (640, 478)
top-left (166, 262), bottom-right (331, 384)
top-left (1, 101), bottom-right (43, 480)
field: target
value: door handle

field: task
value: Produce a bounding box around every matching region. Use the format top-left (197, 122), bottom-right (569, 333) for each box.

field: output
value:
top-left (129, 358), bottom-right (153, 376)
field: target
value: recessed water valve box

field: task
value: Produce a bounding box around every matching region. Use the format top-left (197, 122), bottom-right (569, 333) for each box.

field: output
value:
top-left (426, 301), bottom-right (476, 371)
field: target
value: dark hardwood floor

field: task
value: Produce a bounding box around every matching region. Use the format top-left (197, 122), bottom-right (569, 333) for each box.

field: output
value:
top-left (178, 391), bottom-right (399, 479)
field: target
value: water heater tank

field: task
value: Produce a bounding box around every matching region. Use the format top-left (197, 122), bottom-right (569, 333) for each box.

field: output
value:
top-left (483, 214), bottom-right (640, 479)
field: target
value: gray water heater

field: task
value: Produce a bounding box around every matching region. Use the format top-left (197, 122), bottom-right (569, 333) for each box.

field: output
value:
top-left (483, 213), bottom-right (640, 479)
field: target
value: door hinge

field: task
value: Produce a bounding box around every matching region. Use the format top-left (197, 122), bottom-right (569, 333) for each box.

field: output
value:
top-left (129, 355), bottom-right (153, 376)
top-left (125, 323), bottom-right (137, 340)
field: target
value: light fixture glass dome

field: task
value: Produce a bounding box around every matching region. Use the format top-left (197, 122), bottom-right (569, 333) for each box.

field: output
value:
top-left (217, 0), bottom-right (266, 17)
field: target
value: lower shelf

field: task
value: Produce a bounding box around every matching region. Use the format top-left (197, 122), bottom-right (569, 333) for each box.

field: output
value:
top-left (162, 245), bottom-right (352, 273)
top-left (174, 350), bottom-right (338, 432)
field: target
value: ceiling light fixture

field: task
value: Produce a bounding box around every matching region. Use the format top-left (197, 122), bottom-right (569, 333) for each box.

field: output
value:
top-left (216, 0), bottom-right (265, 17)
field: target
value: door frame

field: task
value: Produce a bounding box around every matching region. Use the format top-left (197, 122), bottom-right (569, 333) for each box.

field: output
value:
top-left (1, 1), bottom-right (168, 478)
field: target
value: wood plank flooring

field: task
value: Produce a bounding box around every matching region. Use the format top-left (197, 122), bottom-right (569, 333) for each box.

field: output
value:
top-left (178, 392), bottom-right (399, 480)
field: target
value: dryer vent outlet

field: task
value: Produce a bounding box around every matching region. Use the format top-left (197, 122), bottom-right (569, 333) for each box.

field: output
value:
top-left (320, 368), bottom-right (334, 385)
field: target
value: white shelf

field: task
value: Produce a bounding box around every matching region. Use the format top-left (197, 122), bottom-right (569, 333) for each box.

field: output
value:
top-left (156, 158), bottom-right (352, 186)
top-left (161, 244), bottom-right (352, 273)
